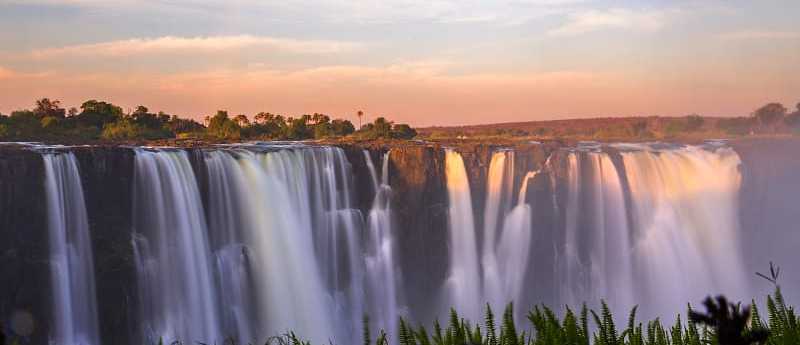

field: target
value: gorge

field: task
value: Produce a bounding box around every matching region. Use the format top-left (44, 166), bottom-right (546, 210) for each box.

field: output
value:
top-left (0, 139), bottom-right (798, 345)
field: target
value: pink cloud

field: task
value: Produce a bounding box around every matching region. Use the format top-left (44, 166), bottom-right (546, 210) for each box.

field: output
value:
top-left (29, 35), bottom-right (361, 59)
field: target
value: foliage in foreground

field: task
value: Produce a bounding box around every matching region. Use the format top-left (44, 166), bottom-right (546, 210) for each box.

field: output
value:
top-left (145, 287), bottom-right (794, 345)
top-left (0, 287), bottom-right (794, 345)
top-left (1, 264), bottom-right (795, 345)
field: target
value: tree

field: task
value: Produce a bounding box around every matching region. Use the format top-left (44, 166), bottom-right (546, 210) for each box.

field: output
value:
top-left (133, 105), bottom-right (149, 115)
top-left (752, 102), bottom-right (787, 132)
top-left (785, 102), bottom-right (800, 131)
top-left (391, 123), bottom-right (417, 139)
top-left (207, 110), bottom-right (241, 139)
top-left (233, 114), bottom-right (250, 127)
top-left (357, 110), bottom-right (364, 129)
top-left (373, 117), bottom-right (393, 138)
top-left (76, 100), bottom-right (124, 129)
top-left (248, 112), bottom-right (287, 139)
top-left (331, 119), bottom-right (355, 136)
top-left (285, 116), bottom-right (312, 140)
top-left (168, 115), bottom-right (204, 134)
top-left (34, 98), bottom-right (66, 119)
top-left (130, 105), bottom-right (170, 131)
top-left (253, 112), bottom-right (272, 124)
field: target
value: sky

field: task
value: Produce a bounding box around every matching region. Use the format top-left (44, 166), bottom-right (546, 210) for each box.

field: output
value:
top-left (0, 0), bottom-right (798, 126)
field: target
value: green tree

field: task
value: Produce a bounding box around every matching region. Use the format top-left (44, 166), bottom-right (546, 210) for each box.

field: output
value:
top-left (75, 100), bottom-right (124, 129)
top-left (285, 116), bottom-right (312, 140)
top-left (391, 123), bottom-right (417, 139)
top-left (168, 115), bottom-right (205, 135)
top-left (207, 110), bottom-right (241, 139)
top-left (373, 117), bottom-right (393, 138)
top-left (331, 119), bottom-right (355, 136)
top-left (101, 119), bottom-right (142, 140)
top-left (7, 110), bottom-right (42, 138)
top-left (249, 112), bottom-right (286, 139)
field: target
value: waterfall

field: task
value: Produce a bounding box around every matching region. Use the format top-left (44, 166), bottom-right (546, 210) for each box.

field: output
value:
top-left (493, 170), bottom-right (535, 310)
top-left (364, 150), bottom-right (401, 338)
top-left (132, 149), bottom-right (222, 344)
top-left (621, 144), bottom-right (747, 317)
top-left (445, 149), bottom-right (537, 318)
top-left (481, 151), bottom-right (515, 308)
top-left (43, 152), bottom-right (100, 345)
top-left (444, 149), bottom-right (482, 319)
top-left (559, 143), bottom-right (747, 319)
top-left (205, 150), bottom-right (256, 343)
top-left (199, 146), bottom-right (364, 344)
top-left (22, 141), bottom-right (764, 344)
top-left (560, 150), bottom-right (634, 313)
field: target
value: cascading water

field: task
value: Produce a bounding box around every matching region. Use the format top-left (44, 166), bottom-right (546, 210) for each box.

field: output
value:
top-left (201, 145), bottom-right (365, 344)
top-left (132, 149), bottom-right (222, 344)
top-left (444, 149), bottom-right (483, 319)
top-left (19, 141), bottom-right (770, 345)
top-left (560, 148), bottom-right (634, 314)
top-left (204, 150), bottom-right (256, 343)
top-left (445, 149), bottom-right (537, 319)
top-left (43, 152), bottom-right (100, 345)
top-left (364, 150), bottom-right (401, 338)
top-left (492, 170), bottom-right (535, 311)
top-left (481, 151), bottom-right (515, 309)
top-left (621, 144), bottom-right (747, 317)
top-left (559, 143), bottom-right (747, 319)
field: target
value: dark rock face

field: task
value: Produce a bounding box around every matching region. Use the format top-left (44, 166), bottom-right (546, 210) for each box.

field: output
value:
top-left (386, 145), bottom-right (448, 321)
top-left (71, 147), bottom-right (138, 344)
top-left (0, 146), bottom-right (49, 344)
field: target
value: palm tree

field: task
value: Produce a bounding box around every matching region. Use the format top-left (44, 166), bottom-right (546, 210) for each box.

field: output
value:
top-left (357, 110), bottom-right (364, 129)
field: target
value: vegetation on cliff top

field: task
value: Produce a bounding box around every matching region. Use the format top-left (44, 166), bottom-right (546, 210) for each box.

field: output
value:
top-left (419, 101), bottom-right (800, 141)
top-left (0, 98), bottom-right (417, 143)
top-left (3, 98), bottom-right (800, 144)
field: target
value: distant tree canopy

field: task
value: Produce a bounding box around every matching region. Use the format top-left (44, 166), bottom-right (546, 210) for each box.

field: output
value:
top-left (752, 103), bottom-right (788, 133)
top-left (0, 98), bottom-right (415, 142)
top-left (354, 116), bottom-right (417, 140)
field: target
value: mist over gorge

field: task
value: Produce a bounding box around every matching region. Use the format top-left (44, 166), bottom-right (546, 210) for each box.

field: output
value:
top-left (0, 138), bottom-right (798, 345)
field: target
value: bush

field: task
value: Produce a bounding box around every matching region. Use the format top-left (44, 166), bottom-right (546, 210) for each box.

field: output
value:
top-left (391, 124), bottom-right (417, 139)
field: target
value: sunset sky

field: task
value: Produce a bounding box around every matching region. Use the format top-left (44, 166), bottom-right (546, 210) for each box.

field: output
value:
top-left (1, 0), bottom-right (798, 126)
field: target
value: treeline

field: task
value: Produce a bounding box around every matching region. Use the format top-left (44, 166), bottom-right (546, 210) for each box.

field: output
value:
top-left (0, 98), bottom-right (417, 142)
top-left (422, 101), bottom-right (800, 140)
